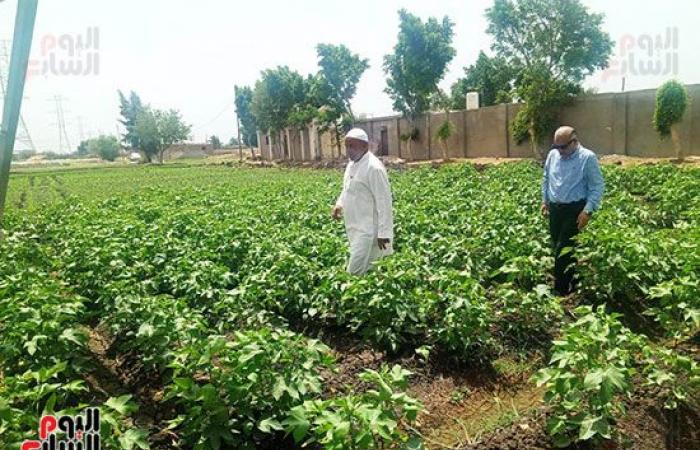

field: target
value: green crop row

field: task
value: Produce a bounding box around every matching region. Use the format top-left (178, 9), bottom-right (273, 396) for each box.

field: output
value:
top-left (2, 161), bottom-right (698, 448)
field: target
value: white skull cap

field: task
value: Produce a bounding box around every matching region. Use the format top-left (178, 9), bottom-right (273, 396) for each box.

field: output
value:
top-left (345, 128), bottom-right (369, 143)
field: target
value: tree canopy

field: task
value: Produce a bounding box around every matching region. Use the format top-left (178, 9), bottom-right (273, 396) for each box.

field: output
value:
top-left (251, 66), bottom-right (307, 134)
top-left (485, 0), bottom-right (613, 157)
top-left (312, 43), bottom-right (369, 157)
top-left (449, 51), bottom-right (514, 109)
top-left (88, 135), bottom-right (121, 161)
top-left (383, 9), bottom-right (456, 122)
top-left (135, 107), bottom-right (191, 163)
top-left (383, 9), bottom-right (455, 159)
top-left (117, 90), bottom-right (144, 150)
top-left (234, 85), bottom-right (258, 147)
top-left (654, 80), bottom-right (689, 138)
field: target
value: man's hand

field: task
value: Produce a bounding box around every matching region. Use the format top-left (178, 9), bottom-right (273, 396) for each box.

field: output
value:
top-left (331, 205), bottom-right (343, 220)
top-left (377, 238), bottom-right (390, 250)
top-left (577, 211), bottom-right (591, 230)
top-left (540, 202), bottom-right (549, 217)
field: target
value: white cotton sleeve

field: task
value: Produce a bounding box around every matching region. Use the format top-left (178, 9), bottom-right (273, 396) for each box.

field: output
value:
top-left (336, 164), bottom-right (350, 207)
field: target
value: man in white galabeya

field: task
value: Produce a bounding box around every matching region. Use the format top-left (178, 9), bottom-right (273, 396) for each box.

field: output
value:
top-left (332, 128), bottom-right (394, 275)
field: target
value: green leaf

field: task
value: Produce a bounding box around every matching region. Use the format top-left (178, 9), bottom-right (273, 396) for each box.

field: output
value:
top-left (603, 367), bottom-right (626, 391)
top-left (118, 428), bottom-right (150, 449)
top-left (283, 407), bottom-right (310, 443)
top-left (105, 394), bottom-right (137, 415)
top-left (578, 415), bottom-right (602, 441)
top-left (272, 377), bottom-right (287, 401)
top-left (137, 323), bottom-right (154, 337)
top-left (258, 417), bottom-right (283, 433)
top-left (583, 369), bottom-right (604, 390)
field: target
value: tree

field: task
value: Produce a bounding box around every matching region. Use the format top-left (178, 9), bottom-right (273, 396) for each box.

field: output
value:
top-left (383, 9), bottom-right (456, 160)
top-left (234, 85), bottom-right (258, 147)
top-left (117, 90), bottom-right (144, 150)
top-left (227, 136), bottom-right (240, 146)
top-left (431, 90), bottom-right (454, 161)
top-left (209, 135), bottom-right (222, 150)
top-left (510, 66), bottom-right (581, 157)
top-left (313, 43), bottom-right (369, 159)
top-left (135, 107), bottom-right (191, 163)
top-left (654, 80), bottom-right (690, 161)
top-left (252, 66), bottom-right (306, 158)
top-left (486, 0), bottom-right (613, 158)
top-left (88, 135), bottom-right (121, 161)
top-left (449, 51), bottom-right (514, 109)
top-left (76, 140), bottom-right (90, 156)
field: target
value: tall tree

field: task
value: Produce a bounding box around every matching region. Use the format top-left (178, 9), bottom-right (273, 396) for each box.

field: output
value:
top-left (208, 135), bottom-right (222, 150)
top-left (135, 107), bottom-right (191, 163)
top-left (251, 66), bottom-right (306, 158)
top-left (449, 51), bottom-right (514, 109)
top-left (313, 43), bottom-right (369, 158)
top-left (117, 90), bottom-right (144, 150)
top-left (486, 0), bottom-right (613, 158)
top-left (383, 9), bottom-right (456, 160)
top-left (234, 85), bottom-right (258, 147)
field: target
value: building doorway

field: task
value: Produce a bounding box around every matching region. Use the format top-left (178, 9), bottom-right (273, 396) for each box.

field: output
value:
top-left (379, 127), bottom-right (388, 156)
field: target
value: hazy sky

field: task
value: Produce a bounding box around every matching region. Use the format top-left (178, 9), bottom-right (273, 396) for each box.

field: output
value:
top-left (1, 0), bottom-right (699, 152)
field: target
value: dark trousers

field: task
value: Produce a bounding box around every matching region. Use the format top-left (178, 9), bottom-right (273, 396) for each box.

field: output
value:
top-left (548, 200), bottom-right (586, 295)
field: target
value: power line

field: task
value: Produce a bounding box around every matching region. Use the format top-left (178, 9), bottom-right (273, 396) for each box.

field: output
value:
top-left (190, 95), bottom-right (235, 131)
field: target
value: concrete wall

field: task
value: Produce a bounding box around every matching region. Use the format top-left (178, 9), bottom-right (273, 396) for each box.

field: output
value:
top-left (260, 84), bottom-right (700, 160)
top-left (163, 143), bottom-right (213, 160)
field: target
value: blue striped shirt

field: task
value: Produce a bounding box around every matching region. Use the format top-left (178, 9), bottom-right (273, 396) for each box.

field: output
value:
top-left (542, 145), bottom-right (605, 213)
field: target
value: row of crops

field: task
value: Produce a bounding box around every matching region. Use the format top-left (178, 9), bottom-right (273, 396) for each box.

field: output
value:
top-left (1, 162), bottom-right (698, 449)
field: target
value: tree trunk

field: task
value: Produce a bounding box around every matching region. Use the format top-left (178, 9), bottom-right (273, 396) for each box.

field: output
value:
top-left (671, 125), bottom-right (683, 162)
top-left (529, 120), bottom-right (542, 160)
top-left (406, 119), bottom-right (414, 161)
top-left (334, 123), bottom-right (342, 159)
top-left (443, 111), bottom-right (450, 161)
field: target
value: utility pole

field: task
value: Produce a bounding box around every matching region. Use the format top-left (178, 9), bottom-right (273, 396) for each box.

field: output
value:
top-left (0, 0), bottom-right (39, 239)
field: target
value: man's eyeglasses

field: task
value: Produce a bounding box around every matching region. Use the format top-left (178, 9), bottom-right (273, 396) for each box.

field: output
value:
top-left (551, 138), bottom-right (576, 150)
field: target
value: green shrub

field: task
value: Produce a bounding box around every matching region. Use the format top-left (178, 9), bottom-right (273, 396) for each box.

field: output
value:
top-left (533, 305), bottom-right (642, 447)
top-left (166, 329), bottom-right (334, 449)
top-left (281, 365), bottom-right (424, 450)
top-left (653, 80), bottom-right (688, 138)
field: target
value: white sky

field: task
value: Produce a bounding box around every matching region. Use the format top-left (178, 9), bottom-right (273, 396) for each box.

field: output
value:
top-left (1, 0), bottom-right (699, 152)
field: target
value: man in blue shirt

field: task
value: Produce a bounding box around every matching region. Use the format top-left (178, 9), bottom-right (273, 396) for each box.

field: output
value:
top-left (541, 126), bottom-right (605, 295)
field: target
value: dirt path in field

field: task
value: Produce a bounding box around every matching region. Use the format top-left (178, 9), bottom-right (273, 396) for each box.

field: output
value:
top-left (83, 325), bottom-right (179, 449)
top-left (319, 332), bottom-right (699, 450)
top-left (317, 332), bottom-right (550, 449)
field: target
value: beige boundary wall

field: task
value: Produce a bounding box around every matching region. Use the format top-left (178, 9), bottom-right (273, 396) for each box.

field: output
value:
top-left (257, 84), bottom-right (700, 160)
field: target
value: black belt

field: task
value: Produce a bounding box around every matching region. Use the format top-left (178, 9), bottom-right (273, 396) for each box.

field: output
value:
top-left (549, 199), bottom-right (586, 207)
